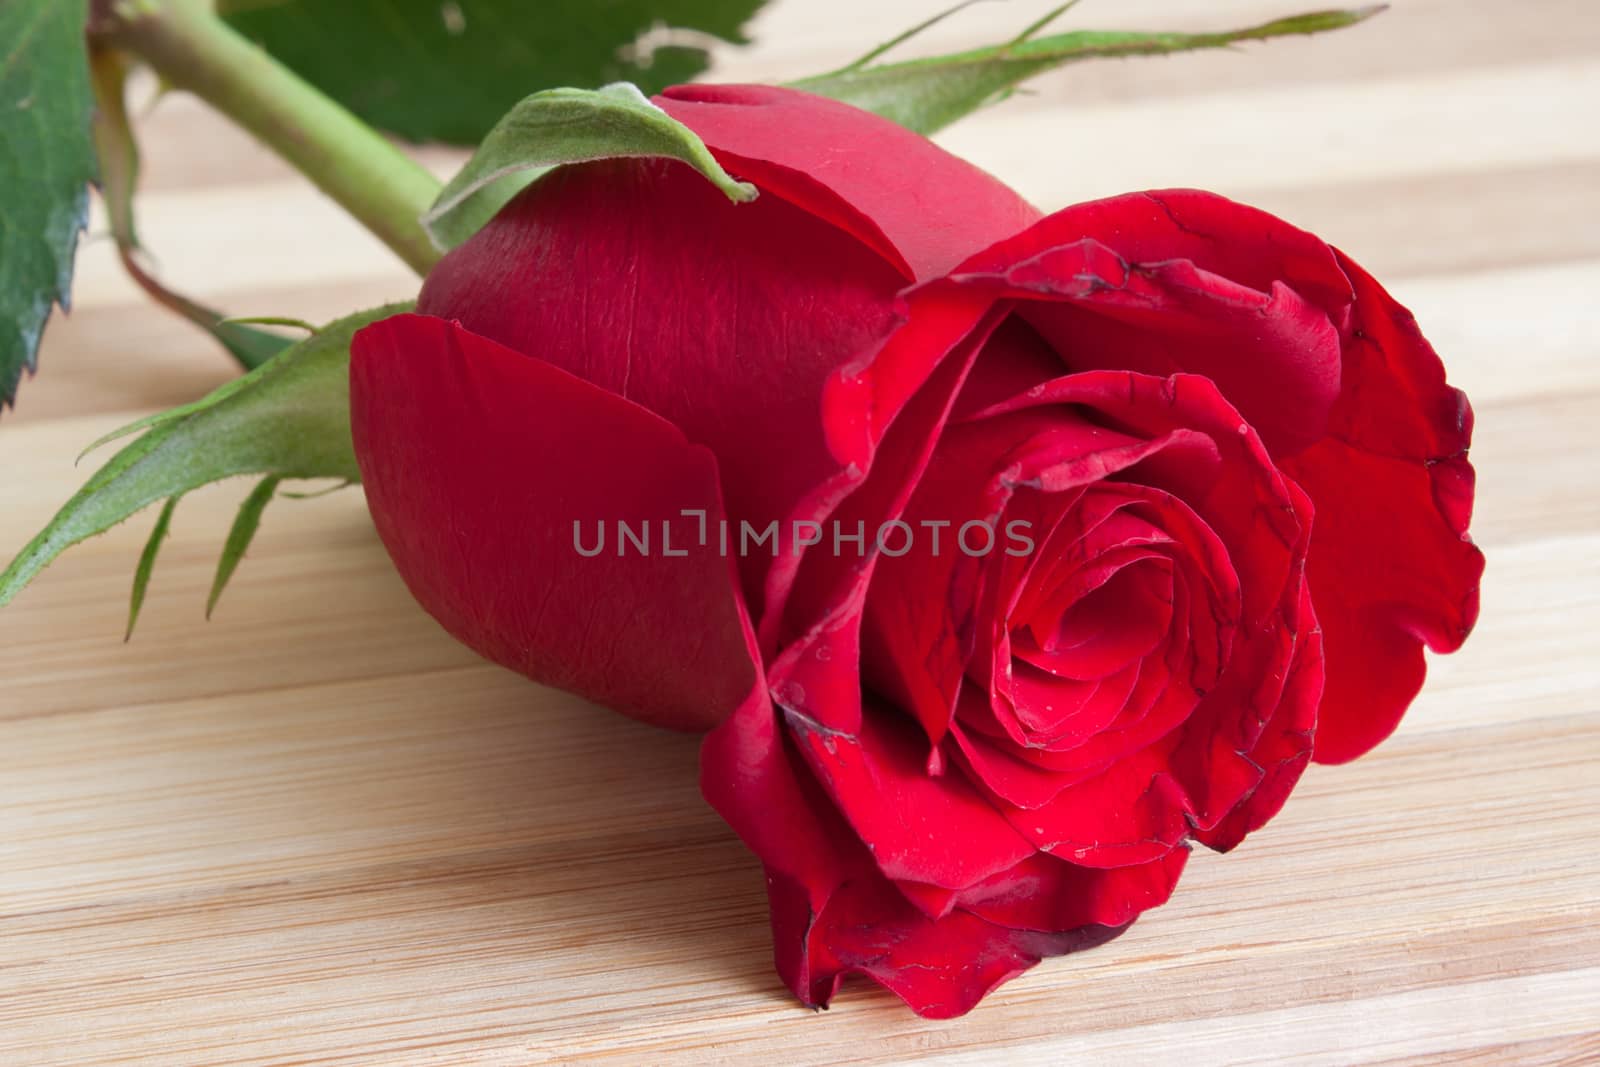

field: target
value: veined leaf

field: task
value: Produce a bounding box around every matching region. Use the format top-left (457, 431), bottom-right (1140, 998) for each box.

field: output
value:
top-left (220, 0), bottom-right (767, 145)
top-left (0, 304), bottom-right (410, 612)
top-left (1, 0), bottom-right (97, 408)
top-left (425, 82), bottom-right (756, 252)
top-left (792, 6), bottom-right (1386, 136)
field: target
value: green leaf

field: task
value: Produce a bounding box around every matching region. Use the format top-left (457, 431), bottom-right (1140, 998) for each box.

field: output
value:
top-left (1, 0), bottom-right (97, 408)
top-left (126, 495), bottom-right (179, 640)
top-left (207, 475), bottom-right (280, 618)
top-left (424, 82), bottom-right (757, 252)
top-left (0, 303), bottom-right (410, 611)
top-left (792, 5), bottom-right (1387, 136)
top-left (220, 0), bottom-right (767, 145)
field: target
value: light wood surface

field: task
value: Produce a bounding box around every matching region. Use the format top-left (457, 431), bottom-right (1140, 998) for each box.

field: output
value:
top-left (4, 1), bottom-right (1598, 1062)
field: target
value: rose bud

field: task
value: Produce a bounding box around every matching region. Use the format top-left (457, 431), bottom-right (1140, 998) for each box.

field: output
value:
top-left (349, 86), bottom-right (1482, 1017)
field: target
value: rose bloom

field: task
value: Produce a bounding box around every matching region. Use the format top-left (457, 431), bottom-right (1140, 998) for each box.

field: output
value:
top-left (350, 86), bottom-right (1482, 1017)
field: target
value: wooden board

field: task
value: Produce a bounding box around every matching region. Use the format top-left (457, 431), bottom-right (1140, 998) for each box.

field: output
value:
top-left (3, 1), bottom-right (1597, 1062)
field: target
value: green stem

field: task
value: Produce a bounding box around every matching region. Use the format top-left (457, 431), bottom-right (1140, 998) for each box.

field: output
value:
top-left (91, 0), bottom-right (443, 275)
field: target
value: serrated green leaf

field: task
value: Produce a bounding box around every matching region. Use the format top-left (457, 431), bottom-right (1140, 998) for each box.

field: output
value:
top-left (0, 303), bottom-right (411, 611)
top-left (126, 495), bottom-right (179, 640)
top-left (1, 0), bottom-right (97, 408)
top-left (207, 475), bottom-right (280, 618)
top-left (792, 6), bottom-right (1386, 136)
top-left (424, 82), bottom-right (757, 252)
top-left (220, 0), bottom-right (767, 146)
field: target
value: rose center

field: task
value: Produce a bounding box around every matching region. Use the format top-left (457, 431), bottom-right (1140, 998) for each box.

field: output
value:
top-left (1015, 556), bottom-right (1175, 680)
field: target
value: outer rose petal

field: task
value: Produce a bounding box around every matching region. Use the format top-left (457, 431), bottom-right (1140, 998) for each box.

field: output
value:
top-left (992, 189), bottom-right (1357, 313)
top-left (1283, 255), bottom-right (1484, 763)
top-left (1197, 578), bottom-right (1323, 851)
top-left (700, 664), bottom-right (859, 908)
top-left (954, 201), bottom-right (1346, 456)
top-left (656, 84), bottom-right (1043, 281)
top-left (787, 700), bottom-right (1036, 893)
top-left (350, 314), bottom-right (754, 730)
top-left (954, 848), bottom-right (1188, 933)
top-left (762, 848), bottom-right (1186, 1018)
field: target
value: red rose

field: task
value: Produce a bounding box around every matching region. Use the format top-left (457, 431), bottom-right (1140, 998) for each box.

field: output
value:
top-left (349, 86), bottom-right (1482, 1017)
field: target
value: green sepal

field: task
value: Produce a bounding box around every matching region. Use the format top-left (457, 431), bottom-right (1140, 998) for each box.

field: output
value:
top-left (207, 475), bottom-right (281, 619)
top-left (424, 82), bottom-right (756, 252)
top-left (126, 495), bottom-right (179, 641)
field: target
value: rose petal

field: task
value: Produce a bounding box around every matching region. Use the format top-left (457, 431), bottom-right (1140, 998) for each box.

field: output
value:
top-left (954, 201), bottom-right (1347, 456)
top-left (778, 864), bottom-right (1161, 1018)
top-left (764, 295), bottom-right (1003, 710)
top-left (1197, 578), bottom-right (1323, 851)
top-left (699, 591), bottom-right (879, 1006)
top-left (350, 314), bottom-right (754, 730)
top-left (1000, 732), bottom-right (1193, 868)
top-left (956, 848), bottom-right (1188, 932)
top-left (975, 371), bottom-right (1301, 628)
top-left (987, 190), bottom-right (1355, 314)
top-left (1009, 659), bottom-right (1143, 747)
top-left (1018, 553), bottom-right (1175, 680)
top-left (710, 652), bottom-right (1181, 1019)
top-left (786, 697), bottom-right (1036, 892)
top-left (657, 84), bottom-right (1043, 280)
top-left (1169, 476), bottom-right (1321, 838)
top-left (1282, 254), bottom-right (1484, 763)
top-left (1286, 439), bottom-right (1480, 762)
top-left (959, 371), bottom-right (1312, 845)
top-left (1320, 250), bottom-right (1474, 462)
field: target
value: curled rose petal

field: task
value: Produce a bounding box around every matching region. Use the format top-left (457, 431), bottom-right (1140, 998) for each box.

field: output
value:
top-left (1281, 254), bottom-right (1483, 762)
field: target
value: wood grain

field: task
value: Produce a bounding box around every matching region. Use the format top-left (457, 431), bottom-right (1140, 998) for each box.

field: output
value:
top-left (2, 1), bottom-right (1597, 1062)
